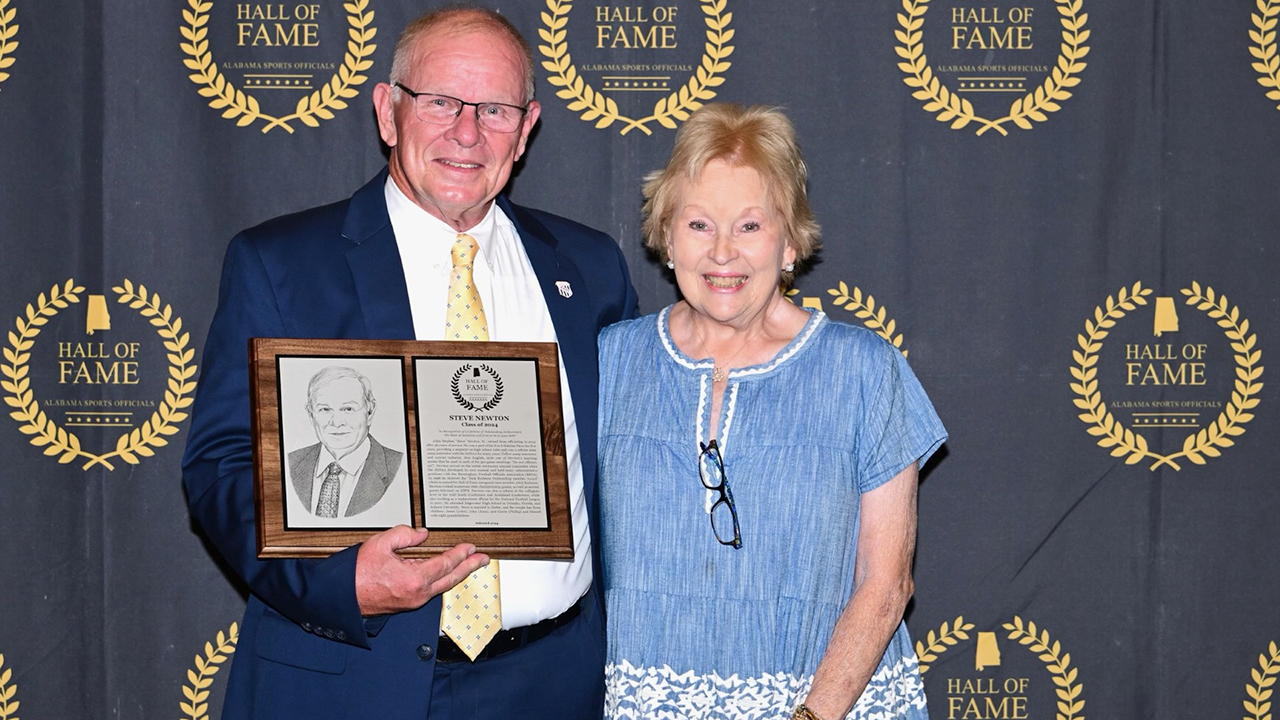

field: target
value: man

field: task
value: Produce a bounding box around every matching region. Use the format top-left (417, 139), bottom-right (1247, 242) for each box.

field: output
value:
top-left (181, 7), bottom-right (638, 719)
top-left (288, 366), bottom-right (402, 519)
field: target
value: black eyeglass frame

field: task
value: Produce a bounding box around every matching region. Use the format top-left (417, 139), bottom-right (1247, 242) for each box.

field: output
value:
top-left (698, 439), bottom-right (743, 549)
top-left (392, 83), bottom-right (529, 132)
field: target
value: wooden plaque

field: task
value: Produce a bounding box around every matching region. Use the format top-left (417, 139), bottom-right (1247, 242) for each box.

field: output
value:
top-left (250, 338), bottom-right (572, 560)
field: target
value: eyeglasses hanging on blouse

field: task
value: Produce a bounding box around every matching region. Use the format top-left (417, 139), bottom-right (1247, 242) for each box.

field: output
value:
top-left (698, 439), bottom-right (742, 549)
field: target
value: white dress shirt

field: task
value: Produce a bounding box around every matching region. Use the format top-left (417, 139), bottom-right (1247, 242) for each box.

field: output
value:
top-left (386, 178), bottom-right (591, 628)
top-left (309, 437), bottom-right (372, 519)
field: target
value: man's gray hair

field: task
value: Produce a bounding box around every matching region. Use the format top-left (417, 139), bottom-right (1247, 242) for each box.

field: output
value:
top-left (305, 366), bottom-right (376, 412)
top-left (389, 5), bottom-right (536, 105)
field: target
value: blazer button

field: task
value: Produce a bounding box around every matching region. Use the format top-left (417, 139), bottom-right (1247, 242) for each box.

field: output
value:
top-left (301, 622), bottom-right (313, 632)
top-left (323, 629), bottom-right (336, 639)
top-left (416, 643), bottom-right (434, 661)
top-left (336, 630), bottom-right (346, 641)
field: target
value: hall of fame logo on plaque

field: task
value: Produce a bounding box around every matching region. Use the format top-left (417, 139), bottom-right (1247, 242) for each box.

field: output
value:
top-left (450, 362), bottom-right (505, 413)
top-left (917, 615), bottom-right (1086, 720)
top-left (1070, 281), bottom-right (1264, 471)
top-left (896, 0), bottom-right (1089, 135)
top-left (1250, 1), bottom-right (1280, 113)
top-left (179, 0), bottom-right (376, 133)
top-left (0, 0), bottom-right (17, 97)
top-left (3, 279), bottom-right (197, 471)
top-left (538, 0), bottom-right (734, 135)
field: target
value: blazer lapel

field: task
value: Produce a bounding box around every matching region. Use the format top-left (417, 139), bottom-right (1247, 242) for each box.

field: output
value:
top-left (497, 196), bottom-right (595, 411)
top-left (289, 445), bottom-right (321, 512)
top-left (497, 196), bottom-right (601, 518)
top-left (348, 437), bottom-right (401, 516)
top-left (342, 171), bottom-right (416, 341)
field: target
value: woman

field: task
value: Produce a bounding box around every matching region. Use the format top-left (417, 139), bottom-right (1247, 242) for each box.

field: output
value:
top-left (597, 104), bottom-right (946, 720)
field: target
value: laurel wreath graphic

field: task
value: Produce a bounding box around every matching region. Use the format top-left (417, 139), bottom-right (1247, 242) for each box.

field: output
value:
top-left (180, 0), bottom-right (375, 133)
top-left (1003, 616), bottom-right (1085, 720)
top-left (896, 0), bottom-right (1089, 135)
top-left (0, 652), bottom-right (18, 720)
top-left (451, 363), bottom-right (504, 412)
top-left (913, 615), bottom-right (973, 674)
top-left (1251, 0), bottom-right (1280, 113)
top-left (1071, 281), bottom-right (1263, 471)
top-left (1245, 640), bottom-right (1280, 720)
top-left (914, 615), bottom-right (1084, 720)
top-left (825, 282), bottom-right (909, 358)
top-left (179, 622), bottom-right (238, 720)
top-left (0, 0), bottom-right (17, 95)
top-left (539, 0), bottom-right (733, 135)
top-left (2, 279), bottom-right (197, 471)
top-left (1070, 281), bottom-right (1153, 465)
top-left (4, 280), bottom-right (88, 465)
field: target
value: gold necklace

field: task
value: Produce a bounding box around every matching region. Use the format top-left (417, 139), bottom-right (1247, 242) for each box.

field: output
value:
top-left (689, 317), bottom-right (764, 383)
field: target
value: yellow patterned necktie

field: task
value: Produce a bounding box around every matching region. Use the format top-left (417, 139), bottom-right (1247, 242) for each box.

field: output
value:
top-left (441, 232), bottom-right (501, 660)
top-left (444, 233), bottom-right (489, 341)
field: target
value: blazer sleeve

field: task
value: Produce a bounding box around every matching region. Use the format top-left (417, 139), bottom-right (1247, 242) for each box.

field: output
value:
top-left (615, 239), bottom-right (641, 323)
top-left (181, 233), bottom-right (372, 648)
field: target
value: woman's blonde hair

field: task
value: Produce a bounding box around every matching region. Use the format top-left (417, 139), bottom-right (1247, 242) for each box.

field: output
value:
top-left (641, 103), bottom-right (820, 285)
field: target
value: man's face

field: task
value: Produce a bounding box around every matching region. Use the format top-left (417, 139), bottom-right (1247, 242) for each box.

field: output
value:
top-left (308, 377), bottom-right (374, 460)
top-left (374, 26), bottom-right (540, 231)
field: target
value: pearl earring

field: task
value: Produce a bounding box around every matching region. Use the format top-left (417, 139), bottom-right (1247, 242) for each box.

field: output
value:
top-left (667, 260), bottom-right (675, 269)
top-left (784, 262), bottom-right (795, 273)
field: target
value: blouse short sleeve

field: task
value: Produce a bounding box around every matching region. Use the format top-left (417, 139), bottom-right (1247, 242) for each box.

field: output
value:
top-left (597, 322), bottom-right (622, 440)
top-left (854, 339), bottom-right (947, 494)
top-left (597, 317), bottom-right (646, 442)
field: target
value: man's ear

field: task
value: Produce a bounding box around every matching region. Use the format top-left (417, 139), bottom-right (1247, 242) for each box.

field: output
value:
top-left (373, 83), bottom-right (398, 148)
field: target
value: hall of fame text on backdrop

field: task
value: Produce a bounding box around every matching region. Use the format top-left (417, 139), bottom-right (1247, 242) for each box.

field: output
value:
top-left (1070, 282), bottom-right (1264, 471)
top-left (916, 615), bottom-right (1085, 720)
top-left (0, 0), bottom-right (16, 97)
top-left (538, 0), bottom-right (734, 135)
top-left (896, 0), bottom-right (1089, 135)
top-left (2, 279), bottom-right (197, 471)
top-left (179, 0), bottom-right (375, 133)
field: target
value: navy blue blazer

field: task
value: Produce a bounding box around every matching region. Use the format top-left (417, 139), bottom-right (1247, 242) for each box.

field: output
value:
top-left (181, 171), bottom-right (638, 718)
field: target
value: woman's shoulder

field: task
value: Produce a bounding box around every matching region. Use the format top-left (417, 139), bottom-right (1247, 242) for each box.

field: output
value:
top-left (599, 309), bottom-right (667, 357)
top-left (814, 313), bottom-right (905, 362)
top-left (602, 310), bottom-right (660, 333)
top-left (601, 308), bottom-right (666, 342)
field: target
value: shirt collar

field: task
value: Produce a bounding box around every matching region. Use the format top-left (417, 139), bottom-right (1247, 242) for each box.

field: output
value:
top-left (315, 435), bottom-right (373, 478)
top-left (384, 177), bottom-right (500, 266)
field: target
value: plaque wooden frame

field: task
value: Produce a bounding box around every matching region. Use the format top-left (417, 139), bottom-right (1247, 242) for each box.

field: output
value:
top-left (250, 337), bottom-right (572, 560)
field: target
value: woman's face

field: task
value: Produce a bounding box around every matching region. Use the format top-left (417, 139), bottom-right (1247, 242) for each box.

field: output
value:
top-left (667, 160), bottom-right (796, 330)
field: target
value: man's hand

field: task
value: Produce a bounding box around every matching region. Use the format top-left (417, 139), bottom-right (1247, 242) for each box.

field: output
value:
top-left (355, 525), bottom-right (489, 616)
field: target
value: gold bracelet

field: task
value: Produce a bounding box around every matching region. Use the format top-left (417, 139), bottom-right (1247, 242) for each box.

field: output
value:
top-left (792, 704), bottom-right (825, 720)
